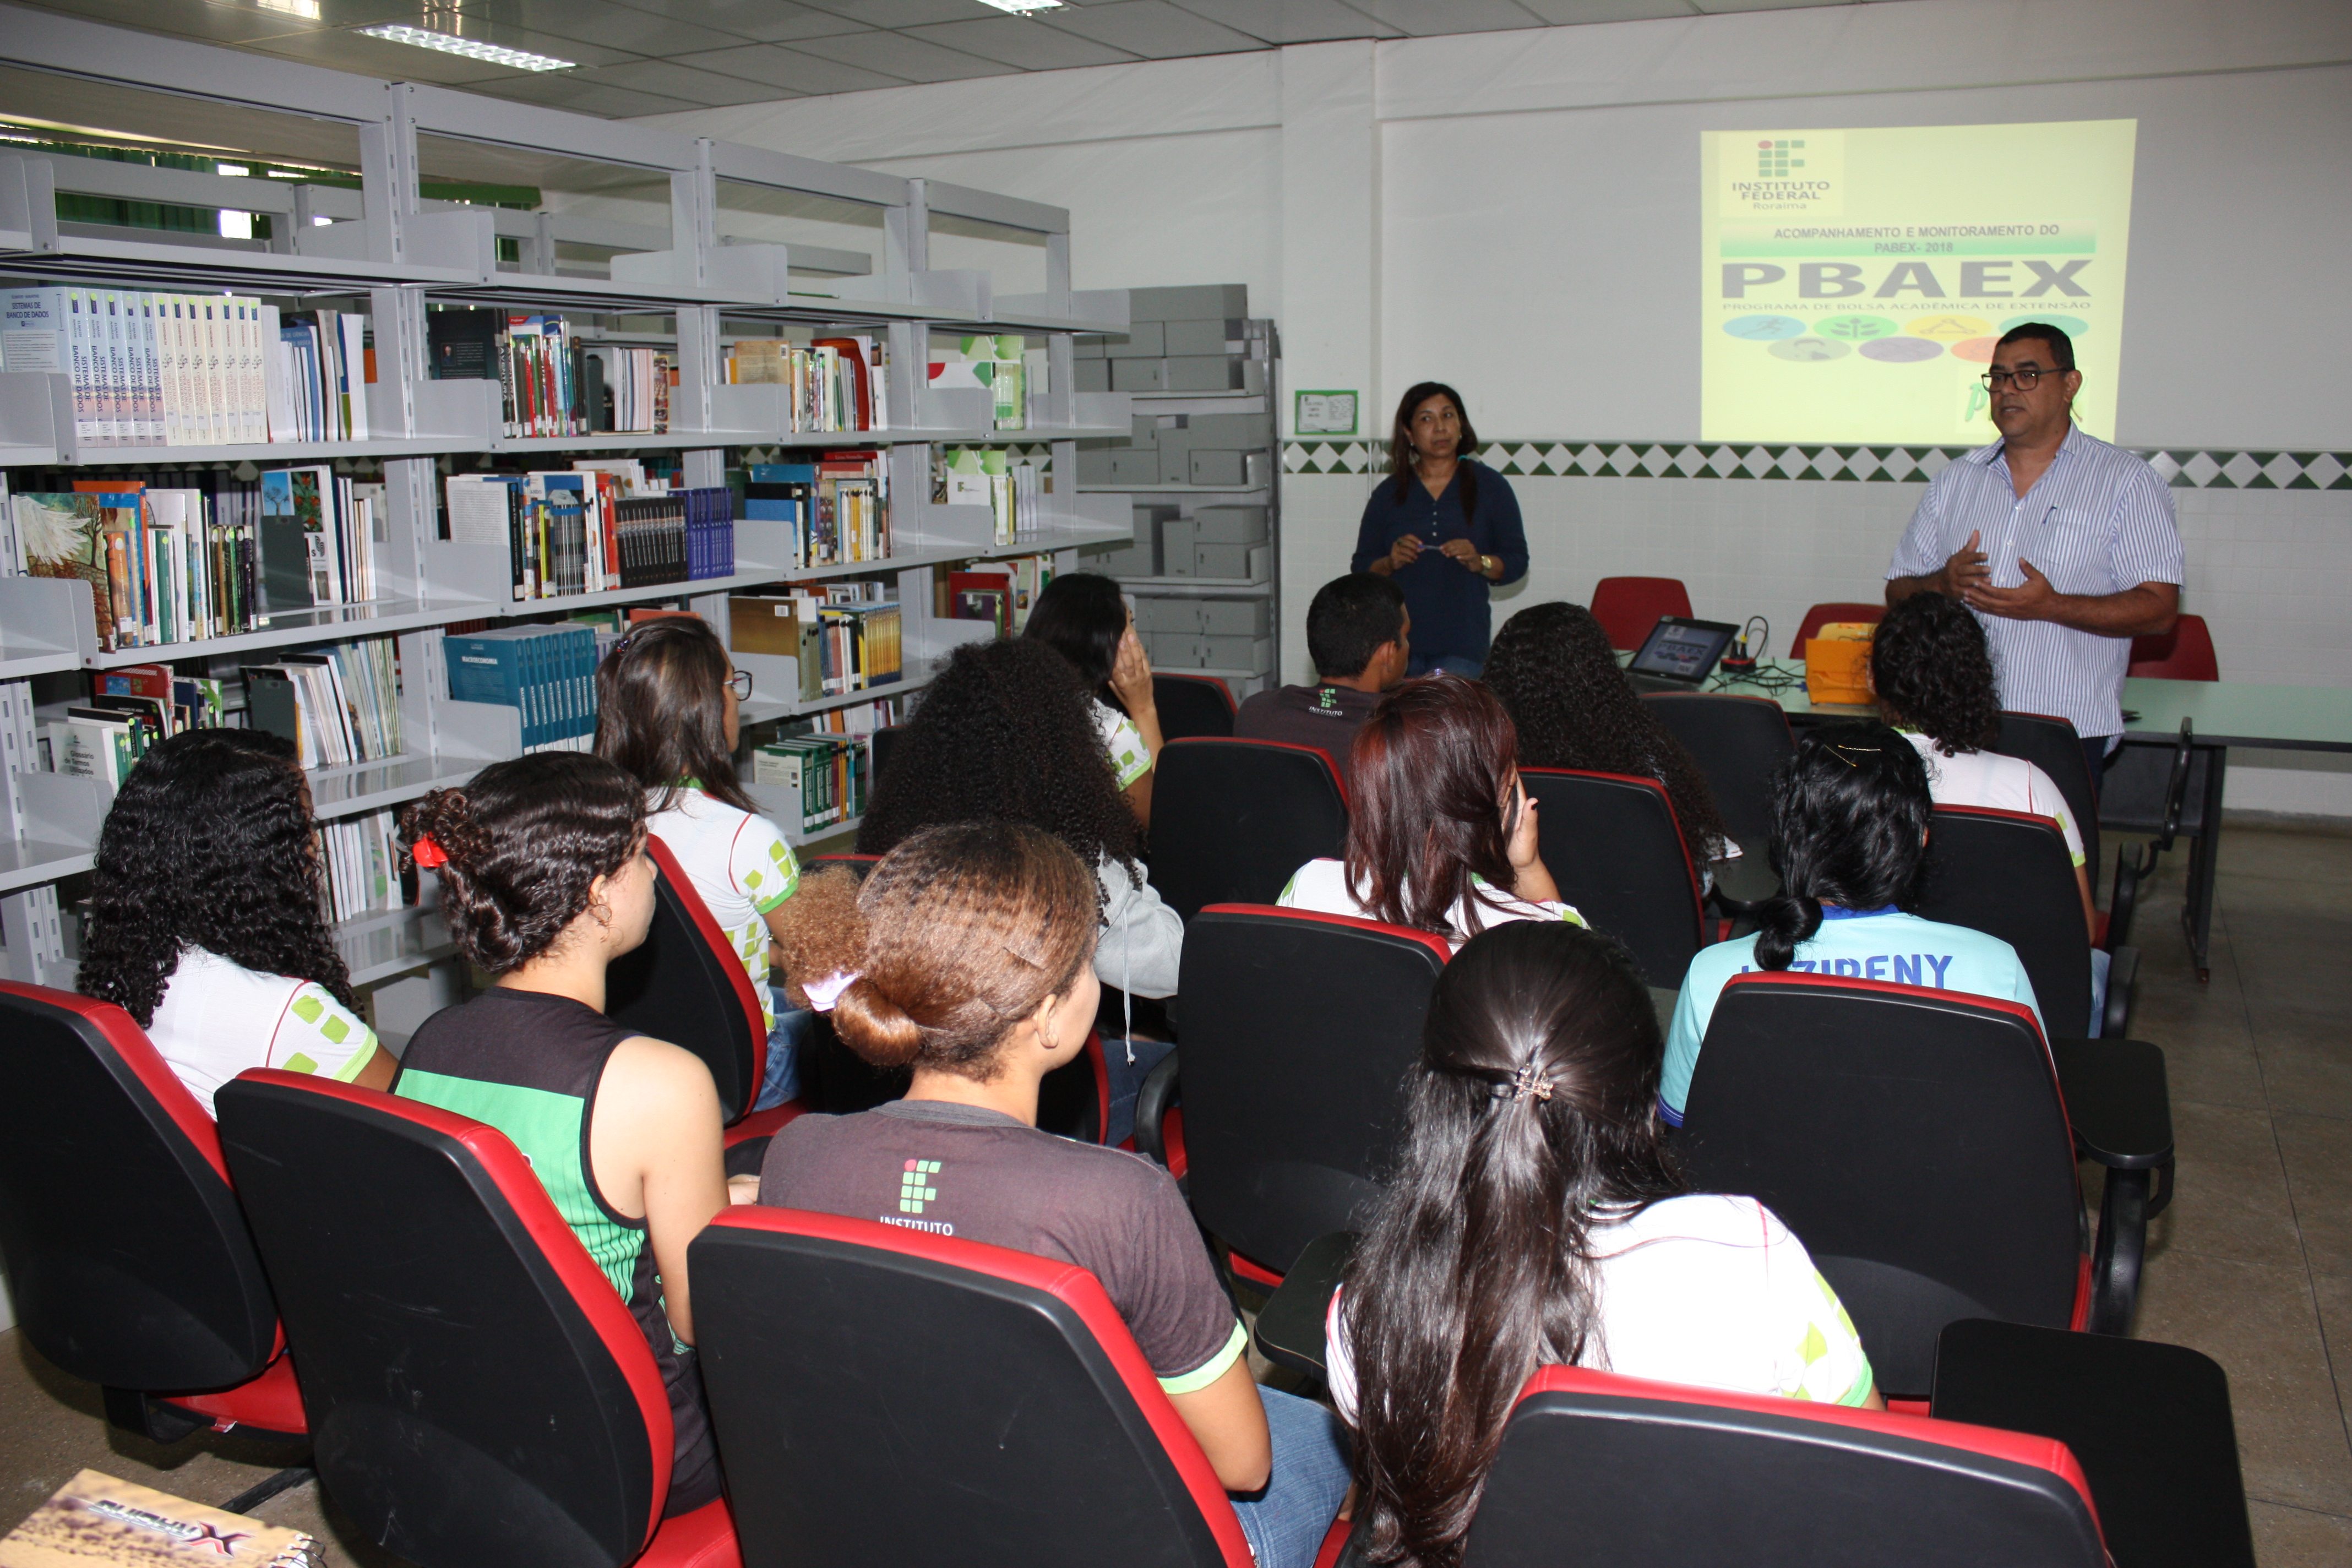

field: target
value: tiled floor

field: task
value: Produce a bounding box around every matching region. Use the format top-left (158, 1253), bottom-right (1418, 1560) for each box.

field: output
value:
top-left (3, 823), bottom-right (2350, 1563)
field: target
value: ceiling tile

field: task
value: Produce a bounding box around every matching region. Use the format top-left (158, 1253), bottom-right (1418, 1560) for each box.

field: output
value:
top-left (1039, 0), bottom-right (1270, 57)
top-left (509, 0), bottom-right (753, 53)
top-left (455, 71), bottom-right (706, 117)
top-left (1341, 0), bottom-right (1551, 35)
top-left (1511, 0), bottom-right (1700, 21)
top-left (799, 0), bottom-right (1000, 25)
top-left (900, 17), bottom-right (1140, 69)
top-left (612, 0), bottom-right (875, 41)
top-left (1173, 0), bottom-right (1401, 43)
top-left (575, 58), bottom-right (796, 103)
top-left (238, 26), bottom-right (596, 83)
top-left (667, 42), bottom-right (912, 91)
top-left (790, 29), bottom-right (1021, 83)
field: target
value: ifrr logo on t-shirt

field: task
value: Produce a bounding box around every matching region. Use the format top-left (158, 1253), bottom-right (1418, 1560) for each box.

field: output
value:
top-left (898, 1158), bottom-right (941, 1215)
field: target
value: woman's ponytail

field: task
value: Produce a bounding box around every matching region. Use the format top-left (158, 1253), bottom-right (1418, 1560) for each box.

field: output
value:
top-left (1757, 721), bottom-right (1935, 970)
top-left (1751, 890), bottom-right (1822, 971)
top-left (773, 868), bottom-right (924, 1066)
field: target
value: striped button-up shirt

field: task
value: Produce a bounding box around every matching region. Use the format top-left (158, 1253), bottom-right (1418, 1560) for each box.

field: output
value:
top-left (1887, 426), bottom-right (2182, 738)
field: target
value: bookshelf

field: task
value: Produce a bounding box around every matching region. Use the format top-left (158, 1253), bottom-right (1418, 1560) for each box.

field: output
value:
top-left (0, 7), bottom-right (1136, 1004)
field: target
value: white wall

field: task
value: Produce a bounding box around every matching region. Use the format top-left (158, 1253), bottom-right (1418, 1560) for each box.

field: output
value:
top-left (641, 0), bottom-right (2352, 814)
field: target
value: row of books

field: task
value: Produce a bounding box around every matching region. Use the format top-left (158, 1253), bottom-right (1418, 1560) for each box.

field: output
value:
top-left (244, 641), bottom-right (404, 769)
top-left (723, 335), bottom-right (885, 431)
top-left (41, 667), bottom-right (227, 786)
top-left (750, 732), bottom-right (871, 836)
top-left (742, 451), bottom-right (889, 570)
top-left (731, 584), bottom-right (903, 701)
top-left (796, 693), bottom-right (907, 737)
top-left (939, 447), bottom-right (1042, 546)
top-left (319, 808), bottom-right (411, 923)
top-left (0, 286), bottom-right (371, 448)
top-left (426, 309), bottom-right (669, 437)
top-left (445, 469), bottom-right (735, 602)
top-left (444, 624), bottom-right (601, 753)
top-left (944, 553), bottom-right (1056, 637)
top-left (929, 334), bottom-right (1043, 430)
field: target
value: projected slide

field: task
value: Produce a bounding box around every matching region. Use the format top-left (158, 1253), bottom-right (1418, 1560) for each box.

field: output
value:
top-left (1700, 120), bottom-right (2137, 445)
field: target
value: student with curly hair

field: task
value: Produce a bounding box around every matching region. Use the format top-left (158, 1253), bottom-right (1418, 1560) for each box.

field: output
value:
top-left (78, 728), bottom-right (393, 1115)
top-left (398, 753), bottom-right (734, 1518)
top-left (1333, 921), bottom-right (1877, 1568)
top-left (1483, 601), bottom-right (1735, 874)
top-left (1658, 724), bottom-right (2041, 1126)
top-left (596, 617), bottom-right (807, 1107)
top-left (763, 824), bottom-right (1351, 1568)
top-left (1024, 571), bottom-right (1162, 831)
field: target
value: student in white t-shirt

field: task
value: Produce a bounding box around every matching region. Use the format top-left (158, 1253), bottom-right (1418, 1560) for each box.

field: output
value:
top-left (595, 618), bottom-right (804, 1109)
top-left (1025, 573), bottom-right (1163, 832)
top-left (1277, 674), bottom-right (1583, 944)
top-left (1332, 920), bottom-right (1876, 1568)
top-left (77, 729), bottom-right (391, 1116)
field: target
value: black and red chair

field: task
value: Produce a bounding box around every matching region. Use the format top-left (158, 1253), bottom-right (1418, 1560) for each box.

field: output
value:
top-left (2101, 717), bottom-right (2212, 958)
top-left (1521, 767), bottom-right (1722, 988)
top-left (1154, 672), bottom-right (1239, 741)
top-left (1640, 690), bottom-right (1792, 906)
top-left (2128, 612), bottom-right (2219, 682)
top-left (1136, 906), bottom-right (1449, 1288)
top-left (1915, 803), bottom-right (2139, 1040)
top-left (1991, 711), bottom-right (2105, 887)
top-left (1146, 738), bottom-right (1349, 924)
top-left (0, 983), bottom-right (307, 1464)
top-left (690, 1206), bottom-right (1343, 1568)
top-left (1591, 575), bottom-right (1694, 650)
top-left (1794, 600), bottom-right (1886, 647)
top-left (1678, 972), bottom-right (2172, 1398)
top-left (214, 1070), bottom-right (739, 1568)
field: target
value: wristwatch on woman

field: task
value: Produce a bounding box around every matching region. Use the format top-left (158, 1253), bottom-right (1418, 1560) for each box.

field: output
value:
top-left (1477, 553), bottom-right (1495, 576)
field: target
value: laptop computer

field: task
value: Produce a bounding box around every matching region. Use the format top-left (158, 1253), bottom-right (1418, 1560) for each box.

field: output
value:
top-left (1625, 616), bottom-right (1741, 694)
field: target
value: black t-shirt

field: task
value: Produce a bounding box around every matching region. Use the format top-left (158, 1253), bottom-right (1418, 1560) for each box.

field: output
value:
top-left (759, 1099), bottom-right (1244, 1391)
top-left (1233, 682), bottom-right (1380, 793)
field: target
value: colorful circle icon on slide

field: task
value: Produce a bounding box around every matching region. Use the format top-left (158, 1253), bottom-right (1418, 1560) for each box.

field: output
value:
top-left (1860, 336), bottom-right (1943, 362)
top-left (1770, 337), bottom-right (1848, 362)
top-left (1816, 315), bottom-right (1898, 341)
top-left (2002, 314), bottom-right (2088, 338)
top-left (1723, 315), bottom-right (1807, 341)
top-left (1905, 315), bottom-right (1994, 341)
top-left (1951, 337), bottom-right (1998, 363)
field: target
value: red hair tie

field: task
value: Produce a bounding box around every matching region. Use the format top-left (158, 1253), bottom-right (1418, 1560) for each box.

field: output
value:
top-left (412, 835), bottom-right (449, 869)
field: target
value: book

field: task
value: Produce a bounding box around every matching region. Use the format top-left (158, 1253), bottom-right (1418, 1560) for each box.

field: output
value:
top-left (0, 1469), bottom-right (320, 1567)
top-left (11, 491), bottom-right (112, 650)
top-left (949, 570), bottom-right (1014, 638)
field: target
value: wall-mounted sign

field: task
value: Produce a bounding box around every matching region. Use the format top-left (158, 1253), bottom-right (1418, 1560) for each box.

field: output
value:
top-left (1295, 390), bottom-right (1359, 436)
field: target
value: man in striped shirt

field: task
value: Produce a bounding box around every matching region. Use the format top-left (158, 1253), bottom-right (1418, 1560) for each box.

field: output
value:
top-left (1885, 321), bottom-right (2183, 789)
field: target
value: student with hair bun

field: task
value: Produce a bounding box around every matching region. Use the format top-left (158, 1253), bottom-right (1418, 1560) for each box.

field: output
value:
top-left (397, 753), bottom-right (735, 1518)
top-left (1658, 722), bottom-right (2042, 1126)
top-left (760, 823), bottom-right (1351, 1568)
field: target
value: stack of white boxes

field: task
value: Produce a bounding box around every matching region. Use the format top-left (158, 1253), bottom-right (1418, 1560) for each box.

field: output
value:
top-left (1072, 284), bottom-right (1260, 396)
top-left (1134, 595), bottom-right (1274, 675)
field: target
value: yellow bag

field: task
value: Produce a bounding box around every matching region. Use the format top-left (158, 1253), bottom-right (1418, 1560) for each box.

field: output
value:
top-left (1805, 623), bottom-right (1876, 705)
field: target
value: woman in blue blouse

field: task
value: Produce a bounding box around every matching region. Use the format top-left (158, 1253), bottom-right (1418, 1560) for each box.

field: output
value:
top-left (1352, 382), bottom-right (1528, 676)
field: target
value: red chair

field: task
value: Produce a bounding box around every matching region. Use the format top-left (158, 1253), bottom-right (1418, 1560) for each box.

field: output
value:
top-left (1146, 737), bottom-right (1349, 925)
top-left (2128, 613), bottom-right (2219, 681)
top-left (215, 1071), bottom-right (739, 1568)
top-left (1795, 600), bottom-right (1885, 647)
top-left (1153, 672), bottom-right (1239, 741)
top-left (0, 983), bottom-right (307, 1453)
top-left (1591, 576), bottom-right (1694, 650)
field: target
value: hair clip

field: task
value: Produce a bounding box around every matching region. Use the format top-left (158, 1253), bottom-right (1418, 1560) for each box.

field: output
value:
top-left (803, 969), bottom-right (863, 1013)
top-left (411, 835), bottom-right (448, 869)
top-left (1492, 1060), bottom-right (1555, 1104)
top-left (1829, 743), bottom-right (1881, 767)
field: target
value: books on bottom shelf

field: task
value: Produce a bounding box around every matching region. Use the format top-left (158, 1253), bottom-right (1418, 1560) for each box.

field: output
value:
top-left (0, 1468), bottom-right (321, 1566)
top-left (244, 640), bottom-right (402, 769)
top-left (752, 732), bottom-right (868, 836)
top-left (938, 447), bottom-right (1040, 546)
top-left (443, 623), bottom-right (600, 753)
top-left (743, 450), bottom-right (889, 570)
top-left (731, 582), bottom-right (901, 703)
top-left (40, 664), bottom-right (230, 785)
top-left (318, 809), bottom-right (412, 924)
top-left (447, 464), bottom-right (734, 603)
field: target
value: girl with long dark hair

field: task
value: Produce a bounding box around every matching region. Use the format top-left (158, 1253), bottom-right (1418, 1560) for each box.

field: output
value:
top-left (1658, 722), bottom-right (2042, 1125)
top-left (398, 753), bottom-right (735, 1518)
top-left (1277, 674), bottom-right (1580, 944)
top-left (761, 824), bottom-right (1349, 1568)
top-left (595, 616), bottom-right (807, 1107)
top-left (1024, 571), bottom-right (1163, 831)
top-left (79, 728), bottom-right (392, 1114)
top-left (1333, 921), bottom-right (1877, 1568)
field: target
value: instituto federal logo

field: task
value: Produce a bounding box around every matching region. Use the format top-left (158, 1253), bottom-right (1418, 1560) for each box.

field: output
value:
top-left (899, 1158), bottom-right (941, 1215)
top-left (1721, 130), bottom-right (1845, 217)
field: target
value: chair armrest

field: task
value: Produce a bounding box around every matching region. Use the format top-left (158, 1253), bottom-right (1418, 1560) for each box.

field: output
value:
top-left (1134, 1049), bottom-right (1181, 1169)
top-left (1253, 1231), bottom-right (1358, 1381)
top-left (2108, 849), bottom-right (2143, 952)
top-left (2101, 944), bottom-right (2139, 1039)
top-left (2051, 1038), bottom-right (2172, 1169)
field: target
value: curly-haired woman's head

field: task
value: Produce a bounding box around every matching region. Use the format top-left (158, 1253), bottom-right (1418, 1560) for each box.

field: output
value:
top-left (79, 728), bottom-right (355, 1027)
top-left (1753, 722), bottom-right (1932, 971)
top-left (1871, 591), bottom-right (1999, 756)
top-left (773, 823), bottom-right (1099, 1081)
top-left (594, 616), bottom-right (754, 812)
top-left (1347, 921), bottom-right (1684, 1568)
top-left (857, 636), bottom-right (1139, 881)
top-left (402, 753), bottom-right (651, 976)
top-left (1484, 601), bottom-right (1731, 863)
top-left (1346, 674), bottom-right (1521, 938)
top-left (1022, 571), bottom-right (1128, 694)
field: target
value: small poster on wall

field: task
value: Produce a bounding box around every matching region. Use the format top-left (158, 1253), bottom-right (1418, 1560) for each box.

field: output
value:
top-left (1294, 390), bottom-right (1358, 436)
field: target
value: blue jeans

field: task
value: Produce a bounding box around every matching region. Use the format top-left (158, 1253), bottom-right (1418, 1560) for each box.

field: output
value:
top-left (2089, 946), bottom-right (2111, 1038)
top-left (752, 998), bottom-right (816, 1111)
top-left (1407, 652), bottom-right (1483, 678)
top-left (1100, 1036), bottom-right (1177, 1147)
top-left (1229, 1386), bottom-right (1351, 1568)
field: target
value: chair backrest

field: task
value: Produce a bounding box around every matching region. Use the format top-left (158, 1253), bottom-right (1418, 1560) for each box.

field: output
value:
top-left (1591, 576), bottom-right (1695, 650)
top-left (0, 982), bottom-right (282, 1395)
top-left (1678, 973), bottom-right (2083, 1397)
top-left (1914, 804), bottom-right (2090, 1037)
top-left (2128, 613), bottom-right (2219, 681)
top-left (1989, 712), bottom-right (2101, 878)
top-left (1153, 673), bottom-right (1238, 741)
top-left (215, 1071), bottom-right (673, 1568)
top-left (868, 723), bottom-right (910, 788)
top-left (691, 1207), bottom-right (1252, 1568)
top-left (1794, 600), bottom-right (1886, 647)
top-left (605, 834), bottom-right (764, 1122)
top-left (1465, 1365), bottom-right (2104, 1567)
top-left (1175, 906), bottom-right (1451, 1276)
top-left (1640, 692), bottom-right (1794, 853)
top-left (1520, 769), bottom-right (1706, 987)
top-left (1147, 738), bottom-right (1349, 924)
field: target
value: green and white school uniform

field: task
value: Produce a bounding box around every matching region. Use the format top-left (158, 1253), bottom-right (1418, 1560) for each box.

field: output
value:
top-left (646, 785), bottom-right (801, 1032)
top-left (146, 946), bottom-right (380, 1117)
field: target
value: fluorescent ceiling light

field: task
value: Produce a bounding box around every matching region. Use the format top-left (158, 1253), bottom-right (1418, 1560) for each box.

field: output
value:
top-left (977, 0), bottom-right (1066, 13)
top-left (357, 24), bottom-right (575, 72)
top-left (256, 0), bottom-right (322, 18)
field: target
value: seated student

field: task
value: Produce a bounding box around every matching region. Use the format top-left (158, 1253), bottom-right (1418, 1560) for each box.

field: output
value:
top-left (1233, 573), bottom-right (1411, 794)
top-left (398, 754), bottom-right (735, 1518)
top-left (1277, 674), bottom-right (1582, 945)
top-left (1332, 920), bottom-right (1878, 1568)
top-left (78, 729), bottom-right (392, 1116)
top-left (1660, 723), bottom-right (2042, 1126)
top-left (1025, 572), bottom-right (1162, 831)
top-left (761, 823), bottom-right (1351, 1568)
top-left (595, 617), bottom-right (807, 1108)
top-left (1483, 600), bottom-right (1737, 874)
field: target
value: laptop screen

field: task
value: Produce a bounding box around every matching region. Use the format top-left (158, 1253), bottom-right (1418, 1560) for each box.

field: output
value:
top-left (1628, 617), bottom-right (1739, 683)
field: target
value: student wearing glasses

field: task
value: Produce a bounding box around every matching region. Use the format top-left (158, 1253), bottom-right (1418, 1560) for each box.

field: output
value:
top-left (1884, 321), bottom-right (2183, 791)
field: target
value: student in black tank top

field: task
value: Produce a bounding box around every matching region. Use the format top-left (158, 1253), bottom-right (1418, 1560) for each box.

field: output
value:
top-left (399, 754), bottom-right (738, 1518)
